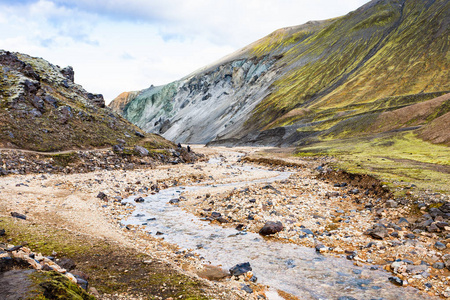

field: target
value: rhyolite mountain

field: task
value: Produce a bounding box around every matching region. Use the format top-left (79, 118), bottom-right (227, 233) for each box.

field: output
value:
top-left (0, 50), bottom-right (173, 151)
top-left (110, 0), bottom-right (449, 146)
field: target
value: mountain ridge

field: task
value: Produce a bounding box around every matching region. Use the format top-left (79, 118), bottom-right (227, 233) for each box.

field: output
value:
top-left (0, 50), bottom-right (170, 151)
top-left (110, 0), bottom-right (449, 147)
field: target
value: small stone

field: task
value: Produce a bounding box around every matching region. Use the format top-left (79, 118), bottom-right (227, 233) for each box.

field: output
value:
top-left (338, 297), bottom-right (357, 300)
top-left (434, 241), bottom-right (447, 250)
top-left (389, 276), bottom-right (403, 286)
top-left (96, 192), bottom-right (107, 201)
top-left (405, 233), bottom-right (416, 239)
top-left (259, 221), bottom-right (283, 236)
top-left (241, 284), bottom-right (253, 293)
top-left (299, 228), bottom-right (314, 237)
top-left (10, 212), bottom-right (26, 220)
top-left (366, 223), bottom-right (388, 239)
top-left (169, 198), bottom-right (180, 204)
top-left (432, 262), bottom-right (445, 269)
top-left (397, 217), bottom-right (409, 225)
top-left (386, 200), bottom-right (398, 208)
top-left (443, 254), bottom-right (450, 270)
top-left (0, 229), bottom-right (5, 236)
top-left (315, 244), bottom-right (328, 253)
top-left (57, 258), bottom-right (76, 271)
top-left (134, 145), bottom-right (149, 156)
top-left (229, 262), bottom-right (252, 276)
top-left (134, 197), bottom-right (145, 203)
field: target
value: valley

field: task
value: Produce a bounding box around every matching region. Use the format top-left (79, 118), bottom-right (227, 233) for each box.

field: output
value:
top-left (1, 146), bottom-right (449, 299)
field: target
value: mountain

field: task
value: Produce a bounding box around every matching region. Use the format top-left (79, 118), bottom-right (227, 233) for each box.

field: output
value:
top-left (110, 0), bottom-right (449, 146)
top-left (0, 50), bottom-right (171, 152)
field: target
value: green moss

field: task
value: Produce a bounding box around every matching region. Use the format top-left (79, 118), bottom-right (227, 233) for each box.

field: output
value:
top-left (295, 132), bottom-right (450, 193)
top-left (0, 217), bottom-right (215, 299)
top-left (29, 271), bottom-right (95, 300)
top-left (50, 152), bottom-right (79, 167)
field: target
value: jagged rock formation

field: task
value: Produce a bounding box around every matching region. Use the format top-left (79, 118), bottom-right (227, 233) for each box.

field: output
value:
top-left (0, 50), bottom-right (158, 151)
top-left (111, 0), bottom-right (449, 146)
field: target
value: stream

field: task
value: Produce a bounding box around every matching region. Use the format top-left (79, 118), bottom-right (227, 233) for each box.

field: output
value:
top-left (122, 156), bottom-right (433, 300)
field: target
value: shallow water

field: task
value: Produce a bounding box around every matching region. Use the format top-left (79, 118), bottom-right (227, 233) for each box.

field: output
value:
top-left (122, 157), bottom-right (434, 300)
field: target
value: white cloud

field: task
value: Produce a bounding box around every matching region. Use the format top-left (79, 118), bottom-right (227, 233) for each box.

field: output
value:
top-left (0, 0), bottom-right (369, 102)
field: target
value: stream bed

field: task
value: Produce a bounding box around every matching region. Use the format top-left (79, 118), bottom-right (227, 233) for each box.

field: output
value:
top-left (122, 157), bottom-right (434, 299)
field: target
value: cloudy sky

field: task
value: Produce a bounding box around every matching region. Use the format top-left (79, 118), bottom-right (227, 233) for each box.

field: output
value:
top-left (0, 0), bottom-right (369, 102)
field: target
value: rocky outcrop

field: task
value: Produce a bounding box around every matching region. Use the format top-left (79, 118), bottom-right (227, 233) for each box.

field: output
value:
top-left (0, 50), bottom-right (152, 151)
top-left (111, 0), bottom-right (449, 146)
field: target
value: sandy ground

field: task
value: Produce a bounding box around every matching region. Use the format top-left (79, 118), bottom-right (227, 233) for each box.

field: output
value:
top-left (1, 145), bottom-right (449, 299)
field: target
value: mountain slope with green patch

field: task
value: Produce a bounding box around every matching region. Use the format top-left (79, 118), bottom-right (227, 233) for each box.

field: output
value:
top-left (0, 50), bottom-right (168, 151)
top-left (111, 0), bottom-right (449, 147)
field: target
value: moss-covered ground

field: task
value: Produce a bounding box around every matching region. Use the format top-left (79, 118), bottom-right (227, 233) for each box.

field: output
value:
top-left (295, 132), bottom-right (450, 194)
top-left (0, 216), bottom-right (211, 299)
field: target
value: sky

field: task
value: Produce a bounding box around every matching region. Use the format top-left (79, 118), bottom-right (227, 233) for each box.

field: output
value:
top-left (0, 0), bottom-right (369, 103)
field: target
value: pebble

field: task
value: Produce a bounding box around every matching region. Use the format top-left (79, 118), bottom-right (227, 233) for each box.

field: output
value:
top-left (434, 241), bottom-right (447, 250)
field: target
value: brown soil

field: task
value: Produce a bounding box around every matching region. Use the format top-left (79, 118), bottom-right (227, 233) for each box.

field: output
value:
top-left (368, 93), bottom-right (450, 135)
top-left (419, 111), bottom-right (450, 146)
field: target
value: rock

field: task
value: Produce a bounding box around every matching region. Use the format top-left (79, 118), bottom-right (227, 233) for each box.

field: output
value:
top-left (389, 276), bottom-right (403, 286)
top-left (57, 258), bottom-right (76, 271)
top-left (427, 223), bottom-right (439, 232)
top-left (429, 207), bottom-right (444, 218)
top-left (366, 223), bottom-right (388, 239)
top-left (134, 145), bottom-right (149, 156)
top-left (169, 198), bottom-right (180, 204)
top-left (210, 212), bottom-right (222, 219)
top-left (135, 131), bottom-right (145, 138)
top-left (134, 197), bottom-right (145, 203)
top-left (436, 221), bottom-right (449, 229)
top-left (315, 244), bottom-right (328, 253)
top-left (10, 212), bottom-right (26, 220)
top-left (60, 66), bottom-right (74, 81)
top-left (241, 284), bottom-right (253, 293)
top-left (432, 262), bottom-right (445, 269)
top-left (439, 202), bottom-right (450, 213)
top-left (434, 241), bottom-right (447, 250)
top-left (116, 138), bottom-right (126, 145)
top-left (299, 228), bottom-right (314, 238)
top-left (259, 221), bottom-right (283, 236)
top-left (86, 93), bottom-right (105, 108)
top-left (0, 229), bottom-right (5, 236)
top-left (405, 233), bottom-right (416, 239)
top-left (338, 297), bottom-right (357, 300)
top-left (386, 200), bottom-right (398, 208)
top-left (196, 265), bottom-right (229, 281)
top-left (112, 144), bottom-right (124, 153)
top-left (96, 192), bottom-right (107, 201)
top-left (397, 217), bottom-right (409, 225)
top-left (443, 254), bottom-right (450, 270)
top-left (229, 262), bottom-right (252, 276)
top-left (89, 287), bottom-right (100, 297)
top-left (75, 277), bottom-right (88, 290)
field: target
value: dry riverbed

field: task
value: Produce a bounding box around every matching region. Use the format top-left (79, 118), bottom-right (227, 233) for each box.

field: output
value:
top-left (1, 146), bottom-right (449, 299)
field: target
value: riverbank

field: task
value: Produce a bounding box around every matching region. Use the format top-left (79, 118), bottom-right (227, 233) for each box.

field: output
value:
top-left (1, 146), bottom-right (449, 299)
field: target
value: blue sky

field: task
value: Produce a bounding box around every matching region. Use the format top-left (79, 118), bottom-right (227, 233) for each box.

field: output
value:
top-left (0, 0), bottom-right (369, 102)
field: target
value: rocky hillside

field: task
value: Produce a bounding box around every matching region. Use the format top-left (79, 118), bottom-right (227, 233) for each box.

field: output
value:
top-left (110, 0), bottom-right (449, 146)
top-left (0, 50), bottom-right (169, 151)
